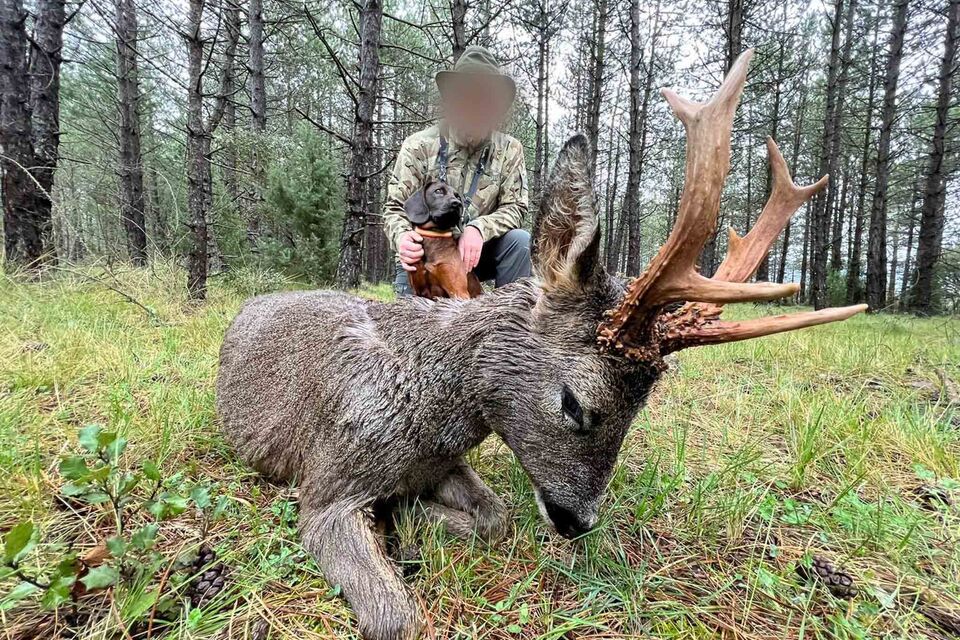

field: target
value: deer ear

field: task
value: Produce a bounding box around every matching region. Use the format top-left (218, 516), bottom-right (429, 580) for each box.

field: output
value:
top-left (404, 183), bottom-right (431, 225)
top-left (533, 134), bottom-right (600, 291)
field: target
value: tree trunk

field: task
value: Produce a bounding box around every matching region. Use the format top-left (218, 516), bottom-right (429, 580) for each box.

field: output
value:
top-left (1, 0), bottom-right (57, 269)
top-left (622, 0), bottom-right (643, 275)
top-left (532, 0), bottom-right (548, 205)
top-left (365, 82), bottom-right (384, 283)
top-left (583, 0), bottom-right (608, 174)
top-left (29, 0), bottom-right (64, 262)
top-left (221, 0), bottom-right (241, 262)
top-left (900, 184), bottom-right (918, 301)
top-left (451, 0), bottom-right (467, 60)
top-left (702, 0), bottom-right (746, 277)
top-left (908, 0), bottom-right (959, 314)
top-left (725, 0), bottom-right (744, 73)
top-left (185, 0), bottom-right (210, 299)
top-left (777, 74), bottom-right (809, 285)
top-left (246, 0), bottom-right (266, 245)
top-left (335, 0), bottom-right (381, 289)
top-left (115, 0), bottom-right (148, 265)
top-left (810, 0), bottom-right (845, 308)
top-left (846, 14), bottom-right (880, 304)
top-left (866, 0), bottom-right (909, 312)
top-left (887, 218), bottom-right (899, 305)
top-left (604, 137), bottom-right (622, 272)
top-left (758, 22), bottom-right (786, 282)
top-left (829, 0), bottom-right (857, 274)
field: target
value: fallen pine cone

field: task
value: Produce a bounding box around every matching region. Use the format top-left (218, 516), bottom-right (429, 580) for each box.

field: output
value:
top-left (187, 545), bottom-right (229, 607)
top-left (796, 554), bottom-right (858, 599)
top-left (913, 485), bottom-right (954, 510)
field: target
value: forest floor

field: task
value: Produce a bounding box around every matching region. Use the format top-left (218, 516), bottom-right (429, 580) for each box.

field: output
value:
top-left (1, 263), bottom-right (959, 640)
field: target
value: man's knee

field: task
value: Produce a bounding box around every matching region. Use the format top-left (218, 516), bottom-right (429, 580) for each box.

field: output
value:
top-left (492, 228), bottom-right (531, 286)
top-left (500, 228), bottom-right (531, 254)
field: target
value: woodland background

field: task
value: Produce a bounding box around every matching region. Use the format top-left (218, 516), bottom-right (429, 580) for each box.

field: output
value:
top-left (1, 0), bottom-right (959, 314)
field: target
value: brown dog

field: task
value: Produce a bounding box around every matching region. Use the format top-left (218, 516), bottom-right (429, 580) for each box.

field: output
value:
top-left (403, 178), bottom-right (482, 299)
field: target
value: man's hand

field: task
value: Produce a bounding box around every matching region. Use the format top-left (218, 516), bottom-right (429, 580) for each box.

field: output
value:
top-left (398, 230), bottom-right (424, 272)
top-left (459, 226), bottom-right (483, 272)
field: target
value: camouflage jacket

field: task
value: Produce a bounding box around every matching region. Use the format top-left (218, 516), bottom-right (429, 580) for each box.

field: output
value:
top-left (383, 124), bottom-right (528, 252)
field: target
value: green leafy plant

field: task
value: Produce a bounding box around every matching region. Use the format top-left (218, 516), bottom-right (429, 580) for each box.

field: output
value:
top-left (1, 425), bottom-right (229, 621)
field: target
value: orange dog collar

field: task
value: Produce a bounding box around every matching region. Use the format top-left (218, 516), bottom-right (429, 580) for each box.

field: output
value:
top-left (415, 227), bottom-right (454, 239)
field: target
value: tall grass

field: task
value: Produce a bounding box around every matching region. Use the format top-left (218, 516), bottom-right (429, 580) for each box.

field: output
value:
top-left (1, 264), bottom-right (957, 638)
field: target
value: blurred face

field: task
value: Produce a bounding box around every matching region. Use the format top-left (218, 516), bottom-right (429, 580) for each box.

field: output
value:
top-left (441, 74), bottom-right (513, 142)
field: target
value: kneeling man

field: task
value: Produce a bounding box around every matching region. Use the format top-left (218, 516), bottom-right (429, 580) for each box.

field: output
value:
top-left (384, 46), bottom-right (531, 295)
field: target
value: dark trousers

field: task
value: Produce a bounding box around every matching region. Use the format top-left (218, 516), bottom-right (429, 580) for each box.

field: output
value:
top-left (393, 228), bottom-right (531, 296)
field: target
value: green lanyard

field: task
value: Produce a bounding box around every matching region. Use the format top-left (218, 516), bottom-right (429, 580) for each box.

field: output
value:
top-left (437, 135), bottom-right (490, 222)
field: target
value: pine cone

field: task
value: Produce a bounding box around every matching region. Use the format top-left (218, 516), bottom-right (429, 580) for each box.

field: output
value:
top-left (796, 555), bottom-right (857, 599)
top-left (914, 485), bottom-right (954, 510)
top-left (187, 545), bottom-right (229, 607)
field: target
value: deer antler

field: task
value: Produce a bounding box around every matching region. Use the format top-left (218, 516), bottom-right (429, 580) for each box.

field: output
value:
top-left (597, 50), bottom-right (867, 361)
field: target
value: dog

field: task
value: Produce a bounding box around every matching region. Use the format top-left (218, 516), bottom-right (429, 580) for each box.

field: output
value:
top-left (402, 177), bottom-right (482, 299)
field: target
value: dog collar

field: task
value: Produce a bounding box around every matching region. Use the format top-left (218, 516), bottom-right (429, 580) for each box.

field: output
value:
top-left (415, 227), bottom-right (454, 239)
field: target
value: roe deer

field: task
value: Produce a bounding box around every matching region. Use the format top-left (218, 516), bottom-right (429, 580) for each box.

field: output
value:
top-left (216, 51), bottom-right (866, 640)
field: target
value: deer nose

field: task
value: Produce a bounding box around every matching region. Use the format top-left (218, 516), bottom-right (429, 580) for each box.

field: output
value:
top-left (543, 499), bottom-right (594, 539)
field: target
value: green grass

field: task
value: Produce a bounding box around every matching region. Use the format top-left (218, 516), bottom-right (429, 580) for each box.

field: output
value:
top-left (1, 263), bottom-right (958, 639)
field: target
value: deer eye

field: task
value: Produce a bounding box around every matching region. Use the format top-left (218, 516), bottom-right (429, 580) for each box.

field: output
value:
top-left (561, 385), bottom-right (586, 431)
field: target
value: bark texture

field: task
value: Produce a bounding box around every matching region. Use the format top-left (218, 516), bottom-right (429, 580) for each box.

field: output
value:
top-left (335, 0), bottom-right (382, 289)
top-left (908, 0), bottom-right (959, 314)
top-left (246, 0), bottom-right (266, 245)
top-left (1, 0), bottom-right (63, 269)
top-left (865, 0), bottom-right (909, 312)
top-left (115, 0), bottom-right (147, 265)
top-left (810, 0), bottom-right (845, 309)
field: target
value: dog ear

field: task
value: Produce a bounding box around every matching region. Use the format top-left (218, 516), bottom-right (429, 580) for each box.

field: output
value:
top-left (403, 182), bottom-right (431, 226)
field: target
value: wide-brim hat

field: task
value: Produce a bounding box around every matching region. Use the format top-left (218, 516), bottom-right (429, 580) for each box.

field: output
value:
top-left (435, 45), bottom-right (516, 105)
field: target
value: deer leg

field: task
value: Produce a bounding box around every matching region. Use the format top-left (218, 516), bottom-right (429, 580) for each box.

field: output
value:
top-left (420, 460), bottom-right (508, 542)
top-left (300, 500), bottom-right (422, 640)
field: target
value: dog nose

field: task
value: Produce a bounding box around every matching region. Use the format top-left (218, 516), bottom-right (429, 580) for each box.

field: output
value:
top-left (543, 500), bottom-right (594, 539)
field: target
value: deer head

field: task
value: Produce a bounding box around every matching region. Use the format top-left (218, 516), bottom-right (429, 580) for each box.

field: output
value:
top-left (489, 50), bottom-right (865, 538)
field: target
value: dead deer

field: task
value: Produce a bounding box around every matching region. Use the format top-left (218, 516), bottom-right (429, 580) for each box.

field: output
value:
top-left (216, 51), bottom-right (866, 640)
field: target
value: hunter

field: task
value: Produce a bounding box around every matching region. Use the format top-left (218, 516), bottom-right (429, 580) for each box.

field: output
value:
top-left (384, 46), bottom-right (531, 295)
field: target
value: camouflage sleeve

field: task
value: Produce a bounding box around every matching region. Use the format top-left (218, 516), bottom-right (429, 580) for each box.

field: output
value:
top-left (467, 138), bottom-right (528, 241)
top-left (383, 136), bottom-right (427, 252)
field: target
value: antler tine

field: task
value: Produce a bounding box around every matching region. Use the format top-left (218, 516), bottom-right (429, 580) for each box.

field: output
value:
top-left (662, 304), bottom-right (868, 352)
top-left (714, 138), bottom-right (828, 283)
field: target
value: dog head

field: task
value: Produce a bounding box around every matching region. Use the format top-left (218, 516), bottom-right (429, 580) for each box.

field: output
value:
top-left (404, 178), bottom-right (464, 231)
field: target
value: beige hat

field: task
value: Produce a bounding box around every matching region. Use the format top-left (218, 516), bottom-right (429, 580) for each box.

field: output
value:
top-left (435, 46), bottom-right (516, 104)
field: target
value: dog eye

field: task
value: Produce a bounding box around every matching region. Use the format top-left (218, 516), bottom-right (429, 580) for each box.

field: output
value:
top-left (434, 187), bottom-right (444, 195)
top-left (561, 385), bottom-right (586, 431)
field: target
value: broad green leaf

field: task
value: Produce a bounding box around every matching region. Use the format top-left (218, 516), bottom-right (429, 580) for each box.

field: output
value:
top-left (130, 524), bottom-right (158, 550)
top-left (82, 491), bottom-right (112, 505)
top-left (78, 424), bottom-right (104, 453)
top-left (104, 437), bottom-right (127, 462)
top-left (80, 565), bottom-right (118, 590)
top-left (117, 472), bottom-right (139, 496)
top-left (142, 460), bottom-right (161, 483)
top-left (59, 455), bottom-right (89, 481)
top-left (0, 582), bottom-right (39, 610)
top-left (3, 521), bottom-right (36, 564)
top-left (190, 486), bottom-right (211, 510)
top-left (41, 573), bottom-right (76, 609)
top-left (106, 536), bottom-right (127, 557)
top-left (97, 430), bottom-right (118, 450)
top-left (86, 465), bottom-right (112, 482)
